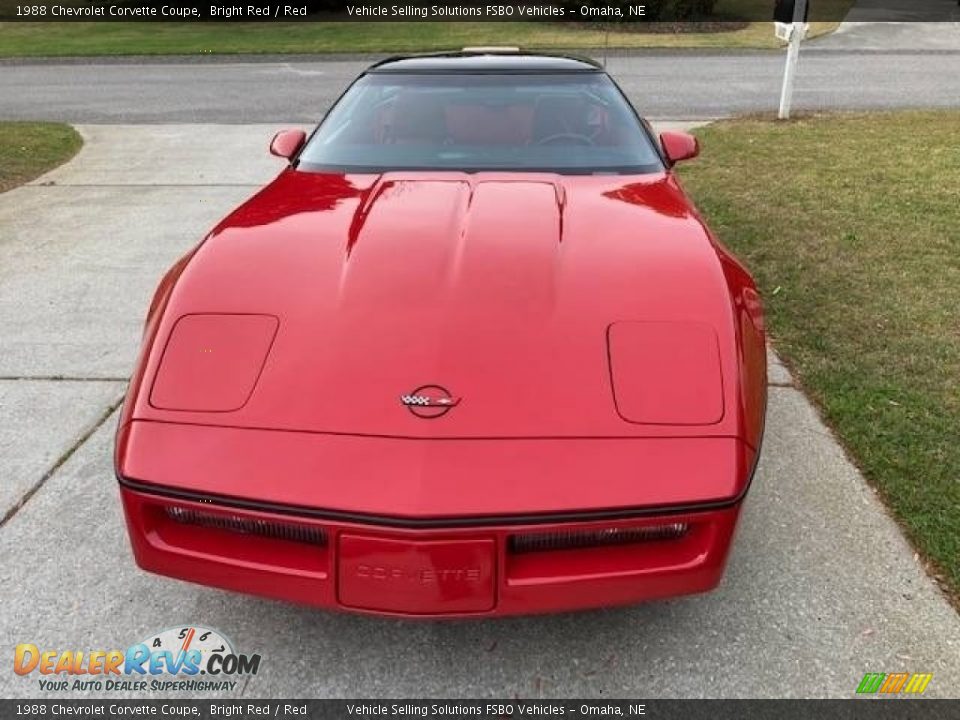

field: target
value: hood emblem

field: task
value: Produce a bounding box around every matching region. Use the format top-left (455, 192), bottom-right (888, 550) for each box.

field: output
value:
top-left (400, 385), bottom-right (461, 419)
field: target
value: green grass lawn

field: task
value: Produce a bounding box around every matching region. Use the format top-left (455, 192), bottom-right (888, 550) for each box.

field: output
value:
top-left (679, 111), bottom-right (960, 602)
top-left (0, 20), bottom-right (845, 57)
top-left (0, 0), bottom-right (855, 56)
top-left (0, 122), bottom-right (82, 193)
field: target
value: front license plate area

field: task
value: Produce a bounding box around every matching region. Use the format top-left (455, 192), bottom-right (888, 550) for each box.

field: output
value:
top-left (338, 535), bottom-right (496, 614)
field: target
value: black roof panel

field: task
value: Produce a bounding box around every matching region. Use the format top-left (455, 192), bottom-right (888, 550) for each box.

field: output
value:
top-left (368, 52), bottom-right (603, 74)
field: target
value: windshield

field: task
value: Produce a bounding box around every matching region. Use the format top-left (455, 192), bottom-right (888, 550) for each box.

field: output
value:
top-left (297, 72), bottom-right (664, 174)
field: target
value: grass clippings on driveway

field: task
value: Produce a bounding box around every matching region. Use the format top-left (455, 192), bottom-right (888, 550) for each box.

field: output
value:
top-left (679, 111), bottom-right (960, 602)
top-left (0, 122), bottom-right (82, 193)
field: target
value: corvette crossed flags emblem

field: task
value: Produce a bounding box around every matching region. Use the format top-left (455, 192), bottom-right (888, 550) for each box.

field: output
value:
top-left (400, 385), bottom-right (461, 419)
top-left (401, 395), bottom-right (456, 406)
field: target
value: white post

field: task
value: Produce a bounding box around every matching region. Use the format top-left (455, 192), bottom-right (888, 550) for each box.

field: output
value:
top-left (778, 0), bottom-right (808, 120)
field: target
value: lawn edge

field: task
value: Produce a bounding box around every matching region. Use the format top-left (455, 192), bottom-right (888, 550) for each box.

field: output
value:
top-left (771, 346), bottom-right (960, 614)
top-left (0, 47), bottom-right (786, 64)
top-left (686, 111), bottom-right (960, 614)
top-left (0, 122), bottom-right (84, 194)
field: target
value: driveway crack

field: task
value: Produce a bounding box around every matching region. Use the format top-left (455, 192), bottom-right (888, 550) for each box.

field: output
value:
top-left (0, 394), bottom-right (124, 529)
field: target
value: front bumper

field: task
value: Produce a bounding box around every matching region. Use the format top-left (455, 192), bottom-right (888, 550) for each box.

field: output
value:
top-left (119, 483), bottom-right (743, 617)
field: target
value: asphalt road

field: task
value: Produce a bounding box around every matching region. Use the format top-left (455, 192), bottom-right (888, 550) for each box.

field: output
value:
top-left (2, 47), bottom-right (960, 123)
top-left (1, 125), bottom-right (959, 699)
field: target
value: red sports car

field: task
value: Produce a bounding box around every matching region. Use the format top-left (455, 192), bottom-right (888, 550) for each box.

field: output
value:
top-left (116, 51), bottom-right (766, 617)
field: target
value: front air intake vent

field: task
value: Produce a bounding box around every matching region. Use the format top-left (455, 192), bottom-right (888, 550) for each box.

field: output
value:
top-left (509, 523), bottom-right (689, 554)
top-left (165, 506), bottom-right (327, 546)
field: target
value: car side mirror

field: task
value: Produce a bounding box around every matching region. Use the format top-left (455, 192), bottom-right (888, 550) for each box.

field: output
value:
top-left (660, 131), bottom-right (700, 166)
top-left (269, 129), bottom-right (306, 161)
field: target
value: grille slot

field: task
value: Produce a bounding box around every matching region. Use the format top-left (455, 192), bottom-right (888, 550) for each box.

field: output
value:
top-left (509, 523), bottom-right (689, 554)
top-left (165, 506), bottom-right (327, 546)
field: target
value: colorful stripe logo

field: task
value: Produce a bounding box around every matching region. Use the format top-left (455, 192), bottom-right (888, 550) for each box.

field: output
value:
top-left (856, 672), bottom-right (933, 695)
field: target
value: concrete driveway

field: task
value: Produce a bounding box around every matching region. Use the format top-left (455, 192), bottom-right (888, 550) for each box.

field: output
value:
top-left (811, 23), bottom-right (960, 51)
top-left (834, 0), bottom-right (960, 23)
top-left (1, 126), bottom-right (958, 699)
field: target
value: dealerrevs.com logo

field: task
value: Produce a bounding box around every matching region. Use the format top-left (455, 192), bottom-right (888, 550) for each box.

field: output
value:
top-left (856, 672), bottom-right (933, 696)
top-left (14, 626), bottom-right (261, 693)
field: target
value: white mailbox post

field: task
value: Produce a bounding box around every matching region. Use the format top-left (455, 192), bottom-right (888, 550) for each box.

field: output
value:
top-left (776, 0), bottom-right (810, 120)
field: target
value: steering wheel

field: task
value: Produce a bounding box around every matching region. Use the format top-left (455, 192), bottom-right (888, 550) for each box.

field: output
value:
top-left (536, 132), bottom-right (595, 146)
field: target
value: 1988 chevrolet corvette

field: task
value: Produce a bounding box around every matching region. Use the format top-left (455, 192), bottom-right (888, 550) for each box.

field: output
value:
top-left (116, 51), bottom-right (766, 617)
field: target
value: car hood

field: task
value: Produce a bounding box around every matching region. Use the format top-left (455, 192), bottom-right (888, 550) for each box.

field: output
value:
top-left (133, 169), bottom-right (745, 440)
